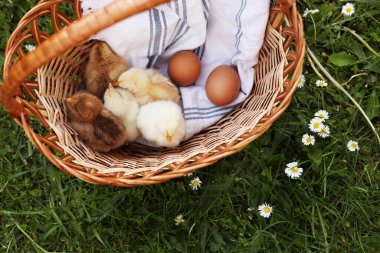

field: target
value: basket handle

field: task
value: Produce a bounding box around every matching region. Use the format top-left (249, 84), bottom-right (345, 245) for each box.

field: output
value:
top-left (0, 0), bottom-right (172, 117)
top-left (0, 0), bottom-right (296, 118)
top-left (277, 0), bottom-right (296, 13)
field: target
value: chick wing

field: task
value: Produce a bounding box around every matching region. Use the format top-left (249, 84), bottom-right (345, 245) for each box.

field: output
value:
top-left (117, 68), bottom-right (180, 105)
top-left (86, 41), bottom-right (129, 99)
top-left (104, 85), bottom-right (140, 142)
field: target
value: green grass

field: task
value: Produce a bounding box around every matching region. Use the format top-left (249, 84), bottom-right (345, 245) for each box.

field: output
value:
top-left (1, 0), bottom-right (380, 252)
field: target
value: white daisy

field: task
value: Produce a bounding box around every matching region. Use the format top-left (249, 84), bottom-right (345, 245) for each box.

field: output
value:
top-left (347, 140), bottom-right (359, 152)
top-left (285, 162), bottom-right (303, 179)
top-left (258, 203), bottom-right (273, 218)
top-left (303, 8), bottom-right (320, 18)
top-left (315, 80), bottom-right (328, 87)
top-left (314, 110), bottom-right (329, 121)
top-left (309, 118), bottom-right (325, 133)
top-left (318, 125), bottom-right (331, 138)
top-left (24, 44), bottom-right (36, 52)
top-left (342, 3), bottom-right (355, 16)
top-left (189, 177), bottom-right (202, 190)
top-left (302, 134), bottom-right (315, 146)
top-left (174, 214), bottom-right (185, 226)
top-left (298, 74), bottom-right (306, 88)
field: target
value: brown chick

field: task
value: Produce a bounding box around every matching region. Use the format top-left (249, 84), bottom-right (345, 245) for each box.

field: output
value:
top-left (65, 91), bottom-right (128, 152)
top-left (85, 41), bottom-right (129, 99)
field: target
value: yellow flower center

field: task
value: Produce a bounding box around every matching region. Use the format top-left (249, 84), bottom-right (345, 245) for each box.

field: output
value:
top-left (291, 167), bottom-right (299, 173)
top-left (346, 7), bottom-right (352, 12)
top-left (263, 207), bottom-right (270, 213)
top-left (313, 123), bottom-right (320, 128)
top-left (192, 181), bottom-right (199, 187)
top-left (351, 144), bottom-right (357, 148)
top-left (319, 114), bottom-right (324, 118)
top-left (306, 137), bottom-right (312, 142)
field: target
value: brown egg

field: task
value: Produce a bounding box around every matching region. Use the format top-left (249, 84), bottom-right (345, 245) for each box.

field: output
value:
top-left (206, 65), bottom-right (241, 106)
top-left (168, 51), bottom-right (201, 87)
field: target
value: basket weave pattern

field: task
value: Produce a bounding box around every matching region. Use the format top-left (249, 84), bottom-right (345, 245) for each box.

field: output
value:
top-left (1, 0), bottom-right (305, 187)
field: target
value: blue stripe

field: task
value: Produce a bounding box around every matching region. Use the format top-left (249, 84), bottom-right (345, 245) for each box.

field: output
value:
top-left (175, 0), bottom-right (179, 15)
top-left (234, 0), bottom-right (246, 56)
top-left (193, 47), bottom-right (200, 56)
top-left (182, 0), bottom-right (187, 23)
top-left (199, 44), bottom-right (206, 60)
top-left (148, 10), bottom-right (154, 57)
top-left (185, 111), bottom-right (231, 121)
top-left (202, 0), bottom-right (210, 20)
top-left (184, 104), bottom-right (236, 112)
top-left (160, 10), bottom-right (167, 53)
top-left (202, 0), bottom-right (210, 12)
top-left (185, 106), bottom-right (233, 117)
top-left (167, 25), bottom-right (190, 49)
top-left (166, 21), bottom-right (185, 49)
top-left (152, 9), bottom-right (162, 56)
top-left (147, 55), bottom-right (159, 68)
top-left (166, 0), bottom-right (189, 51)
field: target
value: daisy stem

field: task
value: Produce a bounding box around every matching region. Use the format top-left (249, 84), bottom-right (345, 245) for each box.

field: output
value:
top-left (310, 15), bottom-right (317, 46)
top-left (306, 53), bottom-right (325, 80)
top-left (342, 73), bottom-right (368, 86)
top-left (341, 27), bottom-right (380, 58)
top-left (332, 12), bottom-right (343, 23)
top-left (354, 151), bottom-right (359, 174)
top-left (322, 89), bottom-right (325, 108)
top-left (307, 47), bottom-right (380, 144)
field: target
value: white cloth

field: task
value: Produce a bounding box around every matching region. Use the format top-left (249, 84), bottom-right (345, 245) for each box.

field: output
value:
top-left (81, 0), bottom-right (270, 141)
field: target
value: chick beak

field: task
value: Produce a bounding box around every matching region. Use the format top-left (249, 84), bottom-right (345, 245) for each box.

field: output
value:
top-left (166, 133), bottom-right (172, 143)
top-left (113, 81), bottom-right (120, 87)
top-left (64, 97), bottom-right (78, 105)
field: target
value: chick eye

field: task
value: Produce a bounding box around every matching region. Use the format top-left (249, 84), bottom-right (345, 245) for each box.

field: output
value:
top-left (74, 102), bottom-right (81, 110)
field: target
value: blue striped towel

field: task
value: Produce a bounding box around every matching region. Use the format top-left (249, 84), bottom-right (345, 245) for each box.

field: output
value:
top-left (81, 0), bottom-right (270, 141)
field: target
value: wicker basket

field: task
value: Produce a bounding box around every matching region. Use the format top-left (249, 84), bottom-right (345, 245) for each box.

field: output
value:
top-left (0, 0), bottom-right (305, 187)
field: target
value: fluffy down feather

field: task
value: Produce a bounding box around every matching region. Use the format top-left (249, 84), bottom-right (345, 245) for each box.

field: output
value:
top-left (117, 68), bottom-right (180, 105)
top-left (137, 100), bottom-right (185, 148)
top-left (104, 84), bottom-right (140, 142)
top-left (85, 41), bottom-right (129, 99)
top-left (65, 91), bottom-right (128, 152)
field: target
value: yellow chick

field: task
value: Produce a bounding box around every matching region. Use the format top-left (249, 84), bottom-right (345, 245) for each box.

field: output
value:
top-left (103, 83), bottom-right (140, 142)
top-left (85, 41), bottom-right (129, 99)
top-left (115, 68), bottom-right (180, 106)
top-left (65, 91), bottom-right (128, 152)
top-left (136, 100), bottom-right (185, 148)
